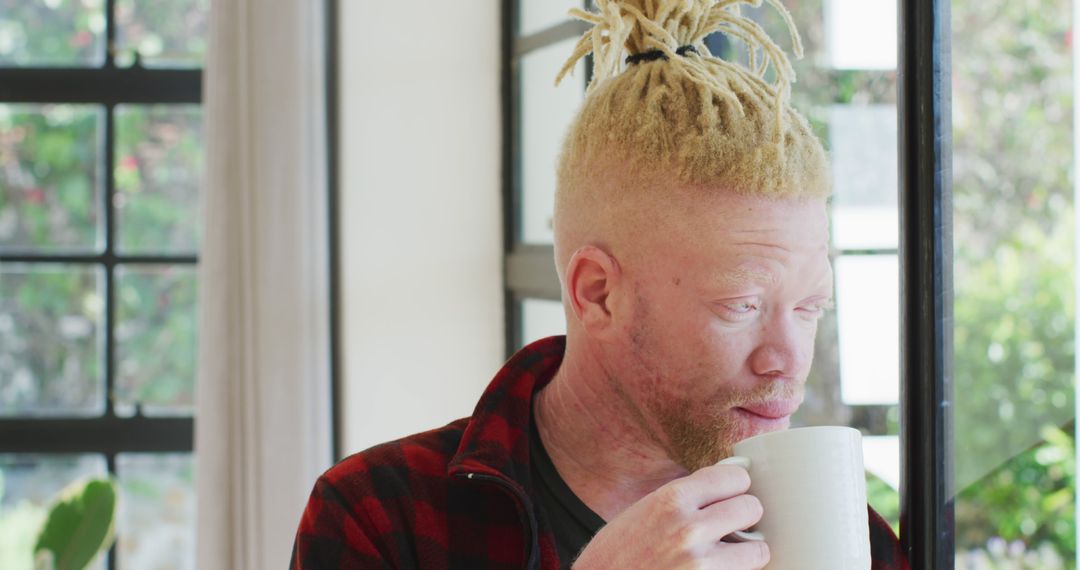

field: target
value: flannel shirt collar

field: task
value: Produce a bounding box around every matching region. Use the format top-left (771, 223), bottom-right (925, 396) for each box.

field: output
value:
top-left (447, 335), bottom-right (567, 488)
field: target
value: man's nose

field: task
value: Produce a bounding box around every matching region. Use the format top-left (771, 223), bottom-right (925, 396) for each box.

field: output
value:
top-left (749, 311), bottom-right (811, 379)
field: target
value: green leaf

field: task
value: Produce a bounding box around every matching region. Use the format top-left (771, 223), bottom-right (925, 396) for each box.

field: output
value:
top-left (34, 478), bottom-right (117, 570)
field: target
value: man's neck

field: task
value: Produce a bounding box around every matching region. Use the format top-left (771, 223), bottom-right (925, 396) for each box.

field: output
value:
top-left (533, 341), bottom-right (687, 521)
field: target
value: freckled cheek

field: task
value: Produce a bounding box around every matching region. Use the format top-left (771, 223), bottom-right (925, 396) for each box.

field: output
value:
top-left (698, 324), bottom-right (757, 374)
top-left (793, 326), bottom-right (819, 374)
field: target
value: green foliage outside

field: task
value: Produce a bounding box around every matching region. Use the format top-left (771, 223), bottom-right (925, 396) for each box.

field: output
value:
top-left (113, 0), bottom-right (209, 68)
top-left (0, 2), bottom-right (206, 567)
top-left (950, 0), bottom-right (1077, 562)
top-left (1, 105), bottom-right (202, 416)
top-left (114, 266), bottom-right (199, 415)
top-left (0, 0), bottom-right (208, 68)
top-left (112, 105), bottom-right (203, 254)
top-left (957, 425), bottom-right (1076, 562)
top-left (0, 105), bottom-right (101, 250)
top-left (0, 0), bottom-right (105, 66)
top-left (0, 266), bottom-right (102, 415)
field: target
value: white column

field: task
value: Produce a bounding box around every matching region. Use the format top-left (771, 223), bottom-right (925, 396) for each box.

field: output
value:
top-left (337, 1), bottom-right (505, 454)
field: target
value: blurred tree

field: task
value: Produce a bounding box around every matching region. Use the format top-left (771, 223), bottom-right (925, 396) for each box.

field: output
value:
top-left (0, 0), bottom-right (104, 66)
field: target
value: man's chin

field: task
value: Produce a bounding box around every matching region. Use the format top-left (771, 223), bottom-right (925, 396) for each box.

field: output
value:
top-left (660, 406), bottom-right (794, 472)
top-left (661, 405), bottom-right (801, 471)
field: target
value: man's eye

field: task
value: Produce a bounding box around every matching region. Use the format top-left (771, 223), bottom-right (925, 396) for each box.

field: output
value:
top-left (798, 301), bottom-right (834, 318)
top-left (725, 301), bottom-right (758, 314)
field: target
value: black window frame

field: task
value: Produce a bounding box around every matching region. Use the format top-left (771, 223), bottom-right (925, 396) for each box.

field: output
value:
top-left (898, 0), bottom-right (953, 564)
top-left (501, 0), bottom-right (591, 355)
top-left (0, 3), bottom-right (201, 568)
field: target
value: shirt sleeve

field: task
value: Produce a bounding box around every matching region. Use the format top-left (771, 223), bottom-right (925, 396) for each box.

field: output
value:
top-left (869, 506), bottom-right (909, 570)
top-left (290, 476), bottom-right (395, 570)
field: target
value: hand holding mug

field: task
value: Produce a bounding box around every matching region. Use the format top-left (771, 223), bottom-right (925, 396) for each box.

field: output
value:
top-left (572, 462), bottom-right (770, 569)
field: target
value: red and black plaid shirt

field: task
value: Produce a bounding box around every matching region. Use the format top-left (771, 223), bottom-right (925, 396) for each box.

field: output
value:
top-left (291, 336), bottom-right (908, 569)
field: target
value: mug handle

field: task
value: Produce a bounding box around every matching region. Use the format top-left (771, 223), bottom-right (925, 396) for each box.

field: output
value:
top-left (716, 456), bottom-right (766, 543)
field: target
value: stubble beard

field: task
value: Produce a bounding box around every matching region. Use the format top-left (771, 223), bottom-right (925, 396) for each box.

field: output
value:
top-left (651, 371), bottom-right (804, 472)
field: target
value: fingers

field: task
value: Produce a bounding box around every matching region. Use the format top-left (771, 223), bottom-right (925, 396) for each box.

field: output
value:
top-left (696, 493), bottom-right (765, 541)
top-left (712, 540), bottom-right (771, 569)
top-left (656, 463), bottom-right (752, 511)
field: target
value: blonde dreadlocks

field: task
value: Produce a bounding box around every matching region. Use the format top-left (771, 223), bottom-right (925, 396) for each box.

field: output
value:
top-left (553, 0), bottom-right (829, 202)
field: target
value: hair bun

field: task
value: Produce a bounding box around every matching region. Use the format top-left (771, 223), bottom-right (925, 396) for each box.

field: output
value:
top-left (553, 0), bottom-right (830, 200)
top-left (557, 0), bottom-right (803, 97)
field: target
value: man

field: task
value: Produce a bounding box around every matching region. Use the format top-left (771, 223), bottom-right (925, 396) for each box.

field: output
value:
top-left (292, 0), bottom-right (907, 568)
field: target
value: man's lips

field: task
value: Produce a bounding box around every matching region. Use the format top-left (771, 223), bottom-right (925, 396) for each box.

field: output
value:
top-left (736, 400), bottom-right (801, 419)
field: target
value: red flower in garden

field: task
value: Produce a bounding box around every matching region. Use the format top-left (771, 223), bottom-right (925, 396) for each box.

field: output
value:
top-left (26, 188), bottom-right (45, 204)
top-left (119, 155), bottom-right (139, 172)
top-left (71, 31), bottom-right (93, 48)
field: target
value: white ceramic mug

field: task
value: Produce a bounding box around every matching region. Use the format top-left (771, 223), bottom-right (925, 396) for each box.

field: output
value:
top-left (718, 426), bottom-right (871, 570)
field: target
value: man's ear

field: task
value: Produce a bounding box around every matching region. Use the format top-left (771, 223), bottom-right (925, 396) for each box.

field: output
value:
top-left (565, 245), bottom-right (621, 336)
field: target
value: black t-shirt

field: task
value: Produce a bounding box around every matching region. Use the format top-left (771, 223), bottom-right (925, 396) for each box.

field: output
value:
top-left (530, 414), bottom-right (606, 568)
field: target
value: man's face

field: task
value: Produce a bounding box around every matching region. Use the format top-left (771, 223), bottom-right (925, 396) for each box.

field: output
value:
top-left (610, 193), bottom-right (833, 472)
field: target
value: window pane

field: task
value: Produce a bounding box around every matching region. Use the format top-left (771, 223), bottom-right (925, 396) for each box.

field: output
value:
top-left (114, 105), bottom-right (203, 254)
top-left (0, 104), bottom-right (103, 253)
top-left (520, 40), bottom-right (584, 245)
top-left (825, 0), bottom-right (897, 70)
top-left (952, 0), bottom-right (1076, 562)
top-left (114, 265), bottom-right (197, 417)
top-left (0, 263), bottom-right (104, 416)
top-left (518, 0), bottom-right (581, 37)
top-left (114, 0), bottom-right (209, 68)
top-left (520, 298), bottom-right (565, 350)
top-left (0, 0), bottom-right (105, 67)
top-left (116, 453), bottom-right (195, 570)
top-left (828, 105), bottom-right (898, 251)
top-left (0, 454), bottom-right (107, 570)
top-left (835, 255), bottom-right (899, 405)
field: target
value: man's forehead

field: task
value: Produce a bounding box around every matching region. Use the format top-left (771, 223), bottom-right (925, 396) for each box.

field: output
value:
top-left (670, 187), bottom-right (829, 231)
top-left (614, 186), bottom-right (831, 268)
top-left (690, 216), bottom-right (831, 256)
top-left (705, 244), bottom-right (829, 274)
top-left (711, 264), bottom-right (781, 288)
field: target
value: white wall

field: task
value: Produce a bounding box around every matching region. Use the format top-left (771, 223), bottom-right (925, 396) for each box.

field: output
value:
top-left (338, 2), bottom-right (504, 455)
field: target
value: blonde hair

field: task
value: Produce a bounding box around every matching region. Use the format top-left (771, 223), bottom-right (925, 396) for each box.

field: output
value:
top-left (553, 0), bottom-right (829, 200)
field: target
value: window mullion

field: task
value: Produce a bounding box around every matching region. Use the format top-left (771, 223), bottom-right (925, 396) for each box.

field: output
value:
top-left (0, 418), bottom-right (194, 453)
top-left (106, 451), bottom-right (117, 570)
top-left (105, 0), bottom-right (117, 69)
top-left (105, 103), bottom-right (117, 420)
top-left (898, 0), bottom-right (955, 564)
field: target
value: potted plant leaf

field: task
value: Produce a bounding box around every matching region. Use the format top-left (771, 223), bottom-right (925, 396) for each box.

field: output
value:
top-left (34, 478), bottom-right (117, 570)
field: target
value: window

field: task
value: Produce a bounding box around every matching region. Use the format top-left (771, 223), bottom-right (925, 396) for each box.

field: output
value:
top-left (949, 0), bottom-right (1075, 565)
top-left (505, 0), bottom-right (1080, 565)
top-left (504, 0), bottom-right (903, 535)
top-left (503, 0), bottom-right (588, 348)
top-left (0, 2), bottom-right (207, 568)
